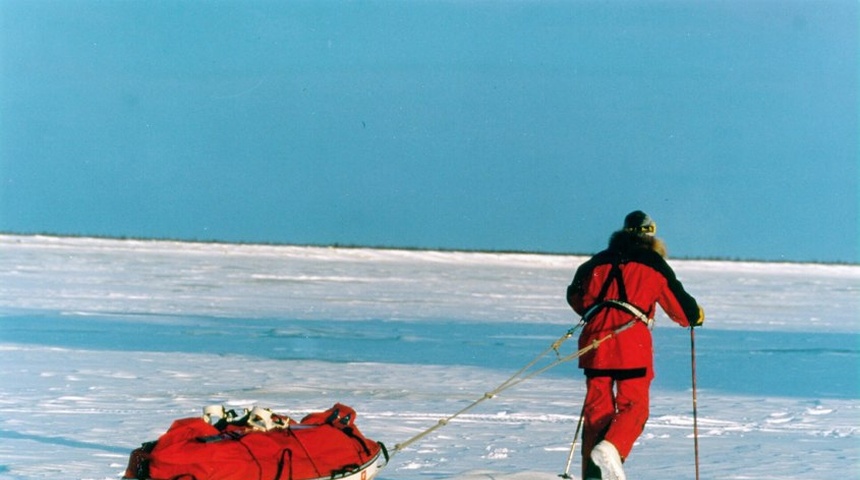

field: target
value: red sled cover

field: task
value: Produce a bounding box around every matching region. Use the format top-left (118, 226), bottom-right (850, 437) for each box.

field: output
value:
top-left (124, 403), bottom-right (385, 480)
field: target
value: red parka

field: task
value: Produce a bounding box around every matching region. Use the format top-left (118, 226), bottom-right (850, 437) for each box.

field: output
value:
top-left (567, 232), bottom-right (702, 378)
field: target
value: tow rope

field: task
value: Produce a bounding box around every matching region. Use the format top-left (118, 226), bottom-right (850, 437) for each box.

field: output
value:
top-left (390, 317), bottom-right (640, 455)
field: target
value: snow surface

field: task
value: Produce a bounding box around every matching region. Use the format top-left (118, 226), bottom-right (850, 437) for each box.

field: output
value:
top-left (0, 234), bottom-right (858, 480)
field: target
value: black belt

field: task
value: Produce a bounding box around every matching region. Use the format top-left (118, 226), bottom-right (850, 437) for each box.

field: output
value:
top-left (582, 299), bottom-right (654, 329)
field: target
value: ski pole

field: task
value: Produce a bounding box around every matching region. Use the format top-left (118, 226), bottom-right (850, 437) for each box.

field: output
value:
top-left (690, 327), bottom-right (700, 480)
top-left (558, 401), bottom-right (586, 479)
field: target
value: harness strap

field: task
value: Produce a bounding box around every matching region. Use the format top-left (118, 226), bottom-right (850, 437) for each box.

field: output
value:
top-left (584, 256), bottom-right (654, 329)
top-left (605, 299), bottom-right (654, 329)
top-left (582, 299), bottom-right (653, 329)
top-left (595, 257), bottom-right (626, 303)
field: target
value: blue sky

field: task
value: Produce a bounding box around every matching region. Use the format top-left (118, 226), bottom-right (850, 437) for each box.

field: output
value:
top-left (1, 0), bottom-right (857, 263)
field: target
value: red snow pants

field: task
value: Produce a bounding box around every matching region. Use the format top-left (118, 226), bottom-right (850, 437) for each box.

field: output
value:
top-left (581, 374), bottom-right (651, 479)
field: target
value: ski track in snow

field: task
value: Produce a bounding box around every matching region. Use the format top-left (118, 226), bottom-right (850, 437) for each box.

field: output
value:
top-left (0, 235), bottom-right (858, 480)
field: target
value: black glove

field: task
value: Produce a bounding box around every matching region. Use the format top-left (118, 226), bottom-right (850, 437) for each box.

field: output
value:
top-left (691, 306), bottom-right (705, 328)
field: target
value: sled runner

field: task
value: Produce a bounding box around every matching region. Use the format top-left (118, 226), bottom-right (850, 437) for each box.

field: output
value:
top-left (123, 403), bottom-right (387, 480)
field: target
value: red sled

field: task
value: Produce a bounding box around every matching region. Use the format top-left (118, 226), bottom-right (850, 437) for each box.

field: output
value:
top-left (123, 403), bottom-right (388, 480)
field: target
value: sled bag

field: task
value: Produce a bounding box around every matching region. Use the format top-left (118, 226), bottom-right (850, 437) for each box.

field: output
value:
top-left (124, 403), bottom-right (381, 480)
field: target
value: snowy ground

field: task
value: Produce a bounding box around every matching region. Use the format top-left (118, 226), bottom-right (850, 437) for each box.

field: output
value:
top-left (0, 234), bottom-right (857, 480)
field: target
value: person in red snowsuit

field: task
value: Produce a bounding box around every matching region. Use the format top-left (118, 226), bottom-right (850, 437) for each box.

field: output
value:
top-left (566, 211), bottom-right (704, 480)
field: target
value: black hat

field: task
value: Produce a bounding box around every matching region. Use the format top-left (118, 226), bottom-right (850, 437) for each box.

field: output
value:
top-left (623, 210), bottom-right (656, 236)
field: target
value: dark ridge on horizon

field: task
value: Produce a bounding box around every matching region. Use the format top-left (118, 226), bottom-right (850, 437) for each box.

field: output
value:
top-left (1, 231), bottom-right (856, 266)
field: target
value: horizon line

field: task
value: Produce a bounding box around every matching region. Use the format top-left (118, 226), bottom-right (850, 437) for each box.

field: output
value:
top-left (1, 231), bottom-right (856, 267)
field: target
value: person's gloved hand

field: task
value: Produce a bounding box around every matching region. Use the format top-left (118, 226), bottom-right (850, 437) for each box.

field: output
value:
top-left (691, 306), bottom-right (705, 328)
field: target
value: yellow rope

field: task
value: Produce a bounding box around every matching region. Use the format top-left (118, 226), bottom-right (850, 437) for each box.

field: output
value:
top-left (391, 319), bottom-right (637, 455)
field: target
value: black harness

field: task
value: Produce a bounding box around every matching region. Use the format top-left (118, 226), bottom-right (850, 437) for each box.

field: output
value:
top-left (582, 258), bottom-right (653, 329)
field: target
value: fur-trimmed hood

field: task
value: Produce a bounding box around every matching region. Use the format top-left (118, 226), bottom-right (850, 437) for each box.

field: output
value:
top-left (608, 230), bottom-right (667, 259)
